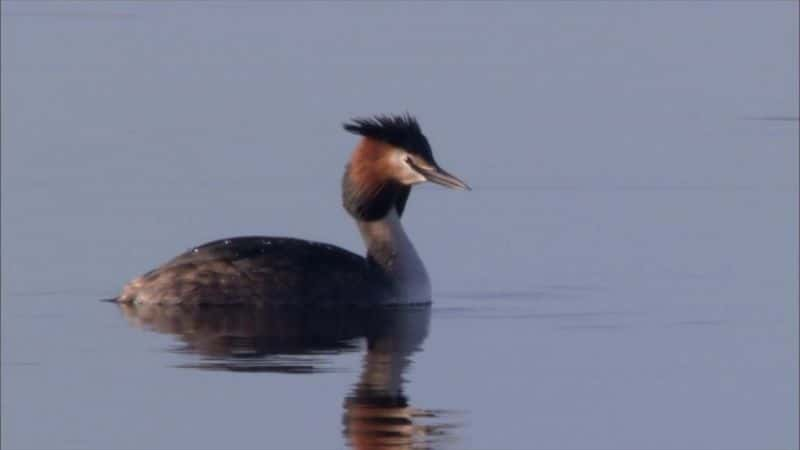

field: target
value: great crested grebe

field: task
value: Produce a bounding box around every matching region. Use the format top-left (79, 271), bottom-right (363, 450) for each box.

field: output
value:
top-left (117, 114), bottom-right (469, 306)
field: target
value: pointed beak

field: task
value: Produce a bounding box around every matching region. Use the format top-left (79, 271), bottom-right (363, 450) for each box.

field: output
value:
top-left (415, 164), bottom-right (471, 191)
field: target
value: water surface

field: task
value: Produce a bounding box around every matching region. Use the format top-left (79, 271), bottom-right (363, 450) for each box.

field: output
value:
top-left (2, 2), bottom-right (797, 449)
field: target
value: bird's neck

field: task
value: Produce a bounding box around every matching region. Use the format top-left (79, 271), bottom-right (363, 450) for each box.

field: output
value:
top-left (356, 209), bottom-right (431, 303)
top-left (343, 141), bottom-right (430, 303)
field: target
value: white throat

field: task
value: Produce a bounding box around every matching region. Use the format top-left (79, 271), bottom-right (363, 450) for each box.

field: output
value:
top-left (356, 208), bottom-right (431, 303)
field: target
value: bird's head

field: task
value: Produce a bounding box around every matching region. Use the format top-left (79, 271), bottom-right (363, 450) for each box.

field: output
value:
top-left (342, 114), bottom-right (470, 221)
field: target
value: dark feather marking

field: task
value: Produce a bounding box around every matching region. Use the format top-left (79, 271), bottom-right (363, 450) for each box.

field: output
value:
top-left (394, 186), bottom-right (410, 217)
top-left (343, 114), bottom-right (436, 164)
top-left (342, 173), bottom-right (408, 222)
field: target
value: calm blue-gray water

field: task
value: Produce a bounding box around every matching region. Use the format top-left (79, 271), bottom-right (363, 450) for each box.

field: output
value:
top-left (1, 2), bottom-right (797, 449)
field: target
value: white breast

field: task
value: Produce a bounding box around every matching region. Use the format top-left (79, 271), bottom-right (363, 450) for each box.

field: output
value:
top-left (357, 208), bottom-right (431, 303)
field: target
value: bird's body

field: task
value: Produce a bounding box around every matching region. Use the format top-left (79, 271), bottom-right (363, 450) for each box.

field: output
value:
top-left (117, 115), bottom-right (468, 306)
top-left (118, 236), bottom-right (384, 306)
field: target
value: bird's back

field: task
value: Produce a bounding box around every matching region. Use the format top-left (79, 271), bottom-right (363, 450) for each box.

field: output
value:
top-left (118, 237), bottom-right (387, 306)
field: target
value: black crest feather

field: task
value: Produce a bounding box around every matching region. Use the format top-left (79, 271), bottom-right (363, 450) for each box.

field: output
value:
top-left (343, 114), bottom-right (434, 162)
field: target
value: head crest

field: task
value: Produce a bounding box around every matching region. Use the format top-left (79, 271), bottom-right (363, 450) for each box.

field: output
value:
top-left (343, 114), bottom-right (434, 161)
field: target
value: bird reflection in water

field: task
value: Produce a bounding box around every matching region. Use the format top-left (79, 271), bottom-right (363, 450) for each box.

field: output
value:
top-left (118, 303), bottom-right (459, 448)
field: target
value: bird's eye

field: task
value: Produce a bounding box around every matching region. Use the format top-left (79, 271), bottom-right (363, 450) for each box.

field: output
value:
top-left (405, 156), bottom-right (413, 165)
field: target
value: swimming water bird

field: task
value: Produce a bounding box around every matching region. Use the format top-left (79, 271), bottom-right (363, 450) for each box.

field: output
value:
top-left (117, 114), bottom-right (469, 306)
